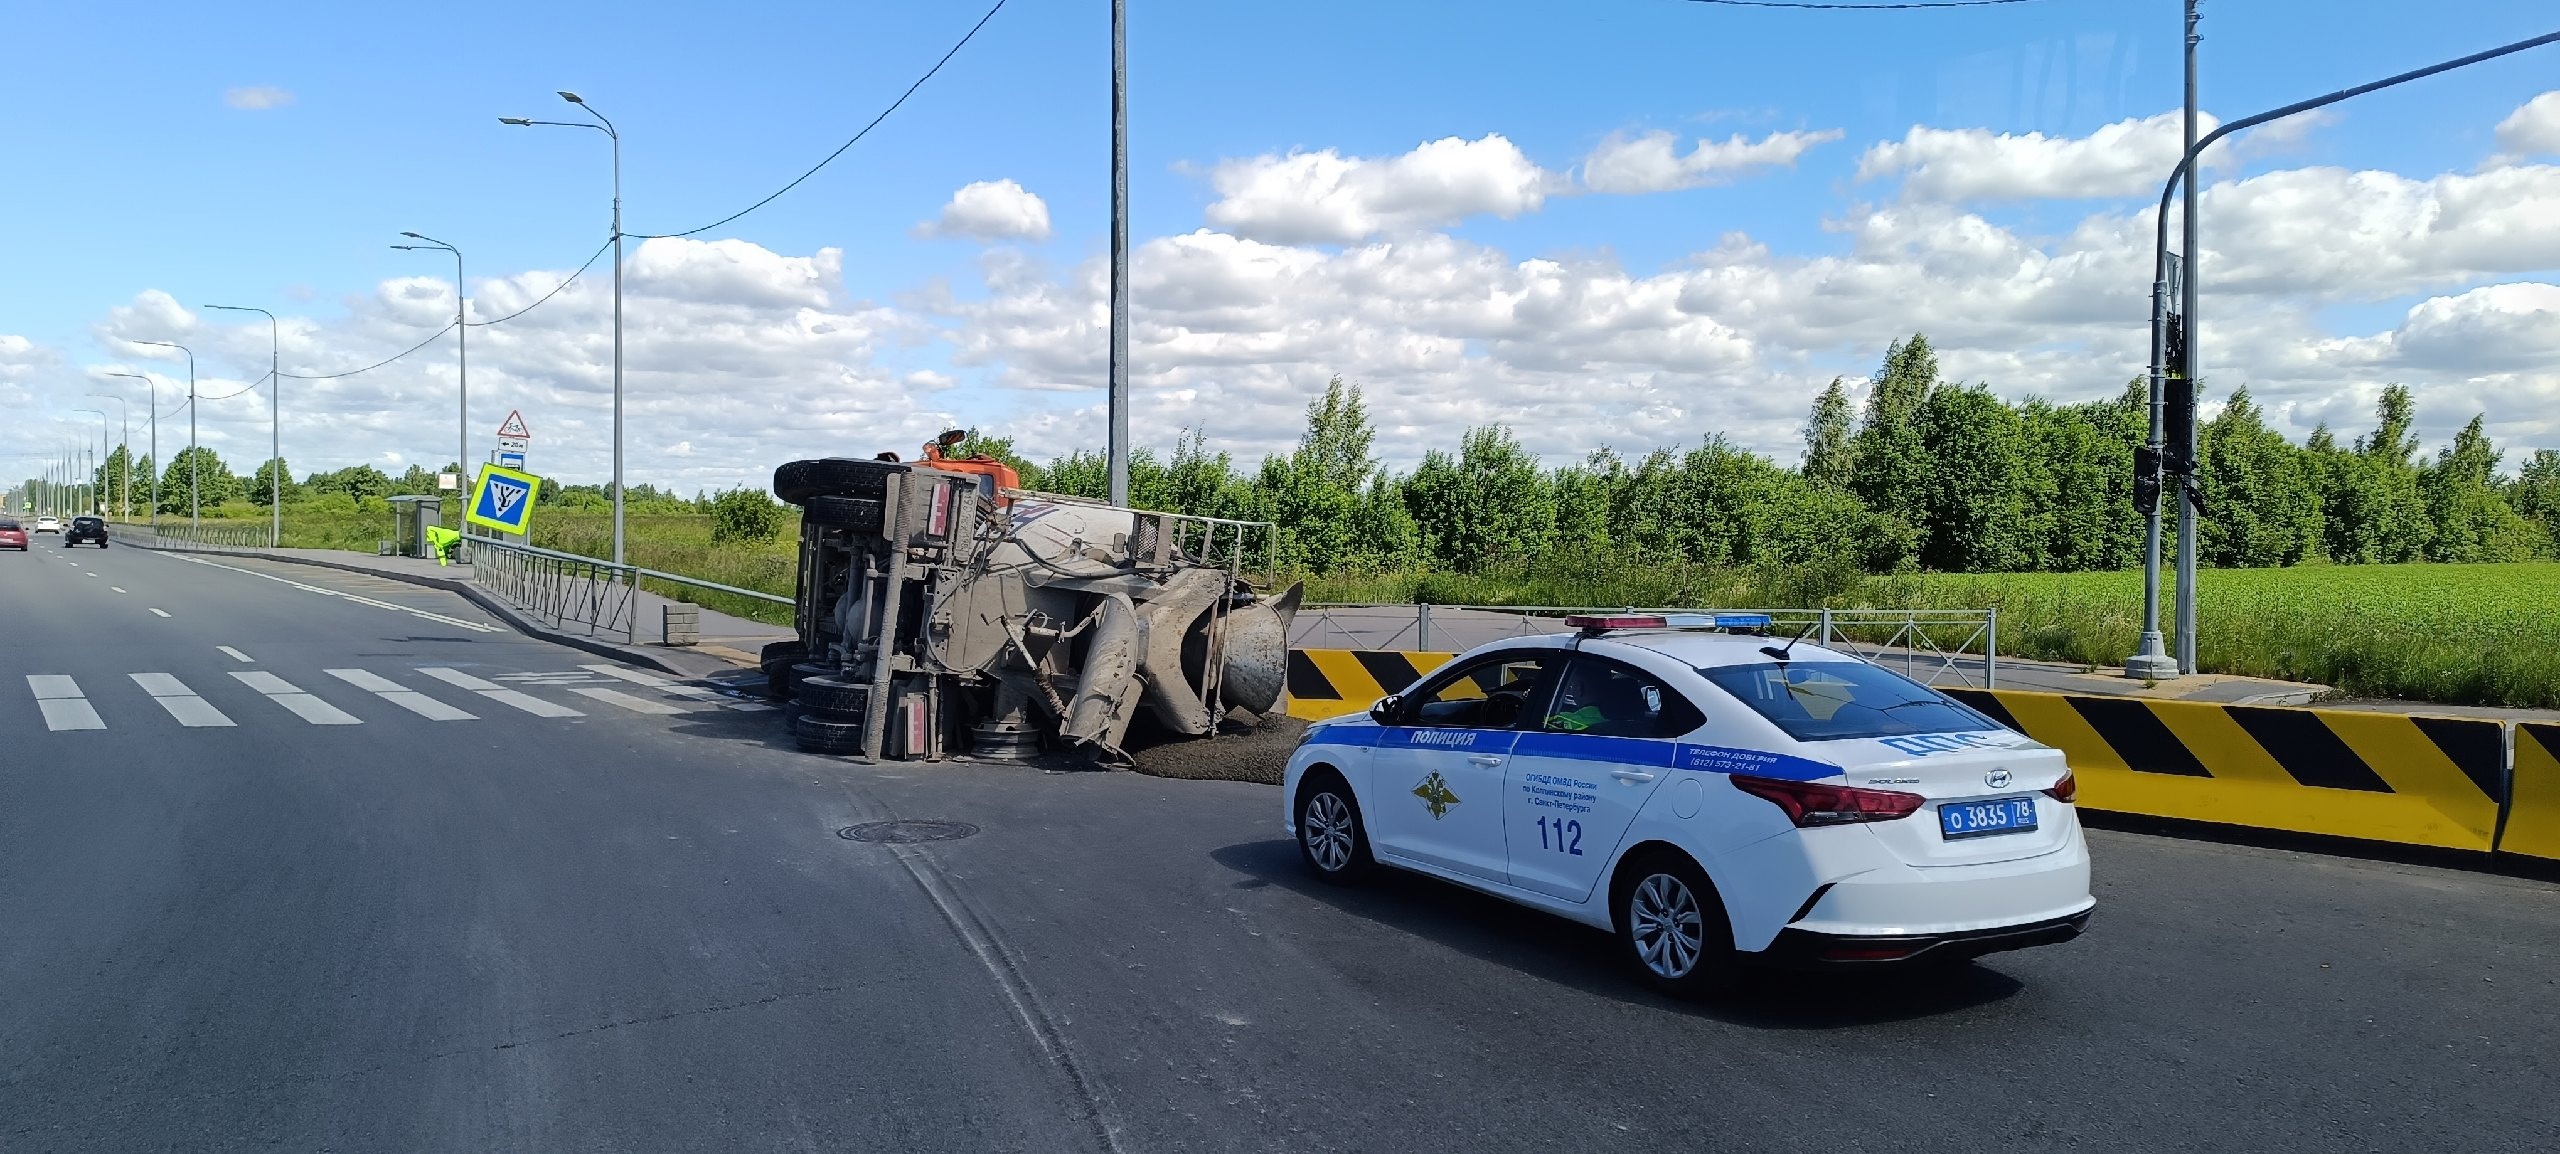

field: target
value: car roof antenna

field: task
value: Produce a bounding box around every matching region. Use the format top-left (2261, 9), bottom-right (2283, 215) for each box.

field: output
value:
top-left (1759, 621), bottom-right (1817, 663)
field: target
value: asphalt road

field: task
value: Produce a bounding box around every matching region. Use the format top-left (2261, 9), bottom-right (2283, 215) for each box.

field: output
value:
top-left (4, 537), bottom-right (2556, 1152)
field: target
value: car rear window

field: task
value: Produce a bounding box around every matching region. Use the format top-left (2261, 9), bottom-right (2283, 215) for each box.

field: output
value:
top-left (0, 520), bottom-right (18, 530)
top-left (1698, 661), bottom-right (2000, 742)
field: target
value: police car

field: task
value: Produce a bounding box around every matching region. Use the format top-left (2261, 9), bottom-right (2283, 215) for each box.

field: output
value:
top-left (1282, 614), bottom-right (2092, 998)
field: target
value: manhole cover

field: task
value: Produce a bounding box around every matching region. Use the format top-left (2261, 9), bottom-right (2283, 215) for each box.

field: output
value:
top-left (838, 820), bottom-right (980, 844)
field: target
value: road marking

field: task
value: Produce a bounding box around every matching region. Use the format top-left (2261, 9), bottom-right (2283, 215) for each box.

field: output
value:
top-left (85, 572), bottom-right (96, 578)
top-left (494, 671), bottom-right (610, 685)
top-left (324, 668), bottom-right (477, 720)
top-left (230, 671), bottom-right (362, 725)
top-left (579, 664), bottom-right (726, 700)
top-left (26, 675), bottom-right (105, 731)
top-left (417, 667), bottom-right (586, 717)
top-left (217, 646), bottom-right (253, 663)
top-left (568, 687), bottom-right (687, 716)
top-left (172, 554), bottom-right (502, 633)
top-left (148, 608), bottom-right (171, 618)
top-left (110, 586), bottom-right (126, 593)
top-left (129, 672), bottom-right (234, 728)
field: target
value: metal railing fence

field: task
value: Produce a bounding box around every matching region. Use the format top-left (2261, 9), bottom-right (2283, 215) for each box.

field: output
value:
top-left (466, 537), bottom-right (793, 643)
top-left (1293, 603), bottom-right (2000, 689)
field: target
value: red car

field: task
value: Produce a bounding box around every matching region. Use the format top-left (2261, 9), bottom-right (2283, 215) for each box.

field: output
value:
top-left (0, 518), bottom-right (27, 551)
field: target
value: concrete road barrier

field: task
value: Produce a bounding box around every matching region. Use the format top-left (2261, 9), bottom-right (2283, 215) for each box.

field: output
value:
top-left (2501, 723), bottom-right (2560, 863)
top-left (1949, 689), bottom-right (2507, 853)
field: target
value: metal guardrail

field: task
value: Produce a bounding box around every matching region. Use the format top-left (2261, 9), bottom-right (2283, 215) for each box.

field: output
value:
top-left (466, 537), bottom-right (793, 644)
top-left (1294, 603), bottom-right (2000, 689)
top-left (122, 520), bottom-right (271, 550)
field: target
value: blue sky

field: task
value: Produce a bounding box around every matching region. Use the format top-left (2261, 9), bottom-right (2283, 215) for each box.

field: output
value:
top-left (6, 0), bottom-right (2559, 488)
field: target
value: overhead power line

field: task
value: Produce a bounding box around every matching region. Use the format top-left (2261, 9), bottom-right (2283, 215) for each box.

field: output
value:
top-left (467, 237), bottom-right (613, 327)
top-left (631, 0), bottom-right (1012, 240)
top-left (1684, 0), bottom-right (2044, 9)
top-left (278, 322), bottom-right (459, 380)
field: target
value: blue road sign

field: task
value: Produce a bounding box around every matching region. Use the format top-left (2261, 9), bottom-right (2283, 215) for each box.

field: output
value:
top-left (467, 464), bottom-right (540, 534)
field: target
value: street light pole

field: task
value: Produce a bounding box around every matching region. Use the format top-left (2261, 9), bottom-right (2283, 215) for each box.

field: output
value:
top-left (72, 410), bottom-right (106, 514)
top-left (2174, 0), bottom-right (2203, 676)
top-left (207, 305), bottom-right (281, 546)
top-left (394, 233), bottom-right (468, 543)
top-left (106, 372), bottom-right (158, 530)
top-left (1108, 0), bottom-right (1131, 507)
top-left (134, 339), bottom-right (197, 526)
top-left (503, 93), bottom-right (623, 563)
top-left (83, 392), bottom-right (126, 518)
top-left (2125, 25), bottom-right (2560, 678)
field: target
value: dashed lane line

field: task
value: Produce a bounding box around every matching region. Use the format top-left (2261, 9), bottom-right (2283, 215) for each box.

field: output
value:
top-left (323, 668), bottom-right (477, 721)
top-left (26, 675), bottom-right (105, 732)
top-left (230, 671), bottom-right (363, 725)
top-left (172, 554), bottom-right (502, 634)
top-left (129, 672), bottom-right (234, 728)
top-left (218, 646), bottom-right (253, 663)
top-left (110, 586), bottom-right (126, 594)
top-left (416, 667), bottom-right (586, 717)
top-left (148, 608), bottom-right (171, 618)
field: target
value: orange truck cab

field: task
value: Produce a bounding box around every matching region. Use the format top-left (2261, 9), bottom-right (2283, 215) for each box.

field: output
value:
top-left (920, 431), bottom-right (1020, 507)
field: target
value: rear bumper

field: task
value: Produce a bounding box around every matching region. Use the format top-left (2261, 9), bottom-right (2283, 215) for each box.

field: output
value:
top-left (1754, 908), bottom-right (2091, 968)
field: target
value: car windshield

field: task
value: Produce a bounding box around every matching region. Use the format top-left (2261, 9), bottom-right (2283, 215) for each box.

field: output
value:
top-left (1698, 661), bottom-right (1999, 742)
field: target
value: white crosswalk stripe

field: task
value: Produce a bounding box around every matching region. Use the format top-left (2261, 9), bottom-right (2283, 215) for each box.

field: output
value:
top-left (568, 687), bottom-right (688, 716)
top-left (129, 672), bottom-right (234, 728)
top-left (324, 668), bottom-right (477, 721)
top-left (579, 663), bottom-right (775, 711)
top-left (230, 671), bottom-right (362, 725)
top-left (417, 667), bottom-right (586, 717)
top-left (27, 675), bottom-right (105, 731)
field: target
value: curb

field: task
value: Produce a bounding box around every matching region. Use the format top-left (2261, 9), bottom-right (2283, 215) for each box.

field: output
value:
top-left (127, 540), bottom-right (731, 679)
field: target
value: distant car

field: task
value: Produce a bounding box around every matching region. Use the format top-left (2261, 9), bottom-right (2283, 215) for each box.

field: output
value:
top-left (64, 516), bottom-right (109, 547)
top-left (0, 519), bottom-right (26, 551)
top-left (1283, 614), bottom-right (2091, 998)
top-left (34, 515), bottom-right (60, 534)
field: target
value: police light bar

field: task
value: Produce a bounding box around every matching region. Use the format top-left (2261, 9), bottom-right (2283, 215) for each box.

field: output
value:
top-left (1662, 612), bottom-right (1774, 631)
top-left (1565, 615), bottom-right (1667, 633)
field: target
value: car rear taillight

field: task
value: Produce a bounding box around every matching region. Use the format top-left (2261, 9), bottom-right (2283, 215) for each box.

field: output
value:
top-left (2044, 772), bottom-right (2078, 804)
top-left (1730, 775), bottom-right (1923, 828)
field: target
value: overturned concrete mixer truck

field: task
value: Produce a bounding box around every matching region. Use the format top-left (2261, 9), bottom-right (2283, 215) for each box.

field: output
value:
top-left (763, 435), bottom-right (1302, 762)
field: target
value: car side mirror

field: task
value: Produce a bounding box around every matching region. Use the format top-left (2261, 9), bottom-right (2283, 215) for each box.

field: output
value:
top-left (1369, 695), bottom-right (1401, 726)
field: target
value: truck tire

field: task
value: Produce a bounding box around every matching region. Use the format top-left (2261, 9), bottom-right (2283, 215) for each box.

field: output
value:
top-left (802, 495), bottom-right (883, 531)
top-left (759, 640), bottom-right (807, 699)
top-left (774, 457), bottom-right (905, 506)
top-left (793, 713), bottom-right (868, 755)
top-left (794, 675), bottom-right (870, 718)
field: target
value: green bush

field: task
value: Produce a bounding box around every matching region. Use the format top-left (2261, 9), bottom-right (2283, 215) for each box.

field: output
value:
top-left (710, 487), bottom-right (786, 544)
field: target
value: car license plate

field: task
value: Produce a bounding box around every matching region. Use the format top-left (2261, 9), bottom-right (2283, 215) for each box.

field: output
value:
top-left (1939, 796), bottom-right (2038, 840)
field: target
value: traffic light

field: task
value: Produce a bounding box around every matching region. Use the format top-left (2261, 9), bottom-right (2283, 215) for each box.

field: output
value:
top-left (2133, 444), bottom-right (2162, 518)
top-left (2162, 314), bottom-right (2196, 477)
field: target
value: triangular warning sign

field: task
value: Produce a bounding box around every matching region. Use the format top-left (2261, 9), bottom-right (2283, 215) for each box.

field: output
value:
top-left (495, 410), bottom-right (531, 439)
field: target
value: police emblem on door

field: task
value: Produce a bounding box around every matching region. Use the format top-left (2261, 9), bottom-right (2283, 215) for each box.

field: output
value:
top-left (1413, 772), bottom-right (1460, 820)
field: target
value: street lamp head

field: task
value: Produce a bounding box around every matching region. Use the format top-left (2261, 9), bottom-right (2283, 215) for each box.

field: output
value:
top-left (401, 231), bottom-right (424, 239)
top-left (557, 90), bottom-right (584, 104)
top-left (499, 117), bottom-right (533, 126)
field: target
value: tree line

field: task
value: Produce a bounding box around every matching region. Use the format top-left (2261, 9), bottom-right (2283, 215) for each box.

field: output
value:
top-left (65, 450), bottom-right (712, 517)
top-left (968, 334), bottom-right (2560, 575)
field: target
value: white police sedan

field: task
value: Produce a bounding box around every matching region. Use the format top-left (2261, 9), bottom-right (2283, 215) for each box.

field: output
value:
top-left (1283, 614), bottom-right (2092, 998)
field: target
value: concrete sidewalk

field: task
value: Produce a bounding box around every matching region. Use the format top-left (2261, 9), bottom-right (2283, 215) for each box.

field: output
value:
top-left (119, 528), bottom-right (791, 679)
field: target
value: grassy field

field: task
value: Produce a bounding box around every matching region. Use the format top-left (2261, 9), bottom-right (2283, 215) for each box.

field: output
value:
top-left (1312, 558), bottom-right (2560, 710)
top-left (144, 505), bottom-right (2560, 709)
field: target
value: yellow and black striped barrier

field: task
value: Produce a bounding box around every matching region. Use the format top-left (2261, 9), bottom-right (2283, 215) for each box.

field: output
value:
top-left (1945, 689), bottom-right (2507, 853)
top-left (1285, 649), bottom-right (1455, 720)
top-left (2505, 723), bottom-right (2560, 864)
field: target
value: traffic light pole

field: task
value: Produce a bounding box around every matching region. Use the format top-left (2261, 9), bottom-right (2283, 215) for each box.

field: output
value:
top-left (2124, 22), bottom-right (2560, 681)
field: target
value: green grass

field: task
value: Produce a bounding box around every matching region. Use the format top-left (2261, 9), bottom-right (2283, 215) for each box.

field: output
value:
top-left (1311, 557), bottom-right (2560, 710)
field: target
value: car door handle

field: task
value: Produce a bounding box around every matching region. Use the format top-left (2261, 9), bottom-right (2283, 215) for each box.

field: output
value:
top-left (1611, 770), bottom-right (1657, 784)
top-left (1468, 755), bottom-right (1505, 767)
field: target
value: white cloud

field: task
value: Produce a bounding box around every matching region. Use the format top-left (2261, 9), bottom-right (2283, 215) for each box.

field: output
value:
top-left (918, 179), bottom-right (1053, 242)
top-left (224, 86), bottom-right (293, 111)
top-left (2495, 91), bottom-right (2560, 156)
top-left (1201, 134), bottom-right (1565, 244)
top-left (1581, 128), bottom-right (1843, 195)
top-left (1858, 111), bottom-right (2222, 201)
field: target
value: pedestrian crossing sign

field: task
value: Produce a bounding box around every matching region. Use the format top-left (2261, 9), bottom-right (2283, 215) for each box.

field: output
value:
top-left (468, 463), bottom-right (541, 534)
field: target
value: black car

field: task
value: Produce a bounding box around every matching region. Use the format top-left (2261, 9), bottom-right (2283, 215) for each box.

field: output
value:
top-left (64, 515), bottom-right (110, 548)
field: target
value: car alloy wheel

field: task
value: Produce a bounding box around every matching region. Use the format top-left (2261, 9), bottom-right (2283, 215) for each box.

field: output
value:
top-left (1303, 791), bottom-right (1356, 872)
top-left (1629, 872), bottom-right (1707, 980)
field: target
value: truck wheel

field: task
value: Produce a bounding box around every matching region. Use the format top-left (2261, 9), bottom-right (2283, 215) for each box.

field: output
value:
top-left (794, 675), bottom-right (870, 717)
top-left (773, 458), bottom-right (905, 506)
top-left (802, 495), bottom-right (883, 531)
top-left (759, 640), bottom-right (806, 699)
top-left (792, 713), bottom-right (867, 755)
